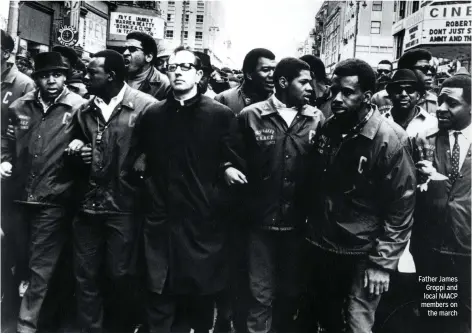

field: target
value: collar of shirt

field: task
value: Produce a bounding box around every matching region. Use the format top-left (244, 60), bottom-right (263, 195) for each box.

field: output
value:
top-left (270, 94), bottom-right (297, 111)
top-left (37, 87), bottom-right (68, 113)
top-left (94, 83), bottom-right (127, 117)
top-left (449, 123), bottom-right (472, 144)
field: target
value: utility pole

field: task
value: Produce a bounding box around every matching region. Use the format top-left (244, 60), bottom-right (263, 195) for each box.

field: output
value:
top-left (180, 0), bottom-right (187, 45)
top-left (351, 1), bottom-right (367, 58)
top-left (7, 1), bottom-right (19, 38)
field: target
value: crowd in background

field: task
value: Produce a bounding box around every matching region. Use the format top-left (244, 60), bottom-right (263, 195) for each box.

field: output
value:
top-left (1, 26), bottom-right (471, 333)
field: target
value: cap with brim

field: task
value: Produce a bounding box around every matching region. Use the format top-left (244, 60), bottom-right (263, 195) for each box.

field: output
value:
top-left (386, 69), bottom-right (419, 91)
top-left (33, 52), bottom-right (69, 76)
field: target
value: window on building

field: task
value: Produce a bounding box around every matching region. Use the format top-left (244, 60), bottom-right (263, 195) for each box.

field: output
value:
top-left (196, 15), bottom-right (204, 23)
top-left (395, 31), bottom-right (405, 59)
top-left (185, 14), bottom-right (189, 23)
top-left (372, 1), bottom-right (382, 11)
top-left (370, 21), bottom-right (381, 34)
top-left (168, 1), bottom-right (175, 5)
top-left (183, 31), bottom-right (188, 39)
top-left (399, 1), bottom-right (406, 19)
top-left (412, 1), bottom-right (420, 13)
top-left (167, 14), bottom-right (174, 22)
top-left (165, 30), bottom-right (174, 39)
top-left (195, 31), bottom-right (203, 40)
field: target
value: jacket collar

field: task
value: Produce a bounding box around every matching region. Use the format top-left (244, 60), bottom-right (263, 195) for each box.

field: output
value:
top-left (23, 87), bottom-right (76, 107)
top-left (262, 95), bottom-right (318, 117)
top-left (169, 89), bottom-right (201, 108)
top-left (359, 106), bottom-right (383, 140)
top-left (240, 81), bottom-right (272, 106)
top-left (86, 83), bottom-right (136, 112)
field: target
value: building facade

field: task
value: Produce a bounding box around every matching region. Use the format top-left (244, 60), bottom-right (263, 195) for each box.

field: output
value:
top-left (314, 1), bottom-right (395, 74)
top-left (392, 0), bottom-right (471, 70)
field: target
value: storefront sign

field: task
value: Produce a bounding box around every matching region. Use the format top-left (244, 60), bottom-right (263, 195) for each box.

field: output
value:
top-left (404, 23), bottom-right (422, 50)
top-left (57, 25), bottom-right (79, 46)
top-left (84, 12), bottom-right (107, 53)
top-left (109, 12), bottom-right (164, 38)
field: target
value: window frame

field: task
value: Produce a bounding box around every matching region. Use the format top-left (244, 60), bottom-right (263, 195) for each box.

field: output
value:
top-left (195, 31), bottom-right (203, 40)
top-left (372, 1), bottom-right (382, 11)
top-left (165, 30), bottom-right (174, 39)
top-left (370, 21), bottom-right (381, 34)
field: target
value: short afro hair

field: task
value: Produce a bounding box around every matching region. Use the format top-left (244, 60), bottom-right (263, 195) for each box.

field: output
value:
top-left (1, 29), bottom-right (14, 52)
top-left (171, 46), bottom-right (202, 70)
top-left (378, 59), bottom-right (393, 68)
top-left (92, 49), bottom-right (126, 82)
top-left (274, 57), bottom-right (311, 92)
top-left (333, 58), bottom-right (376, 94)
top-left (300, 54), bottom-right (327, 83)
top-left (242, 48), bottom-right (275, 76)
top-left (398, 49), bottom-right (432, 70)
top-left (126, 31), bottom-right (158, 60)
top-left (441, 74), bottom-right (471, 105)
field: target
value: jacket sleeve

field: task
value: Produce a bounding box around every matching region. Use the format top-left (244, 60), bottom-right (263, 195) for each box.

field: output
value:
top-left (219, 107), bottom-right (246, 174)
top-left (23, 80), bottom-right (35, 96)
top-left (369, 145), bottom-right (417, 271)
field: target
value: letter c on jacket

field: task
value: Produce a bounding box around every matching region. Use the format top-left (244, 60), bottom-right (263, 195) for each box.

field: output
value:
top-left (358, 156), bottom-right (367, 174)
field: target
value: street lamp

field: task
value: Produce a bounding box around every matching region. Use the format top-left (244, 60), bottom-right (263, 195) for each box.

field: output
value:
top-left (180, 1), bottom-right (192, 45)
top-left (350, 1), bottom-right (367, 58)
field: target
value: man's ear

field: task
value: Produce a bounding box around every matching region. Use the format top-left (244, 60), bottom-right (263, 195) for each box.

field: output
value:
top-left (363, 90), bottom-right (373, 104)
top-left (279, 77), bottom-right (288, 89)
top-left (3, 50), bottom-right (11, 61)
top-left (145, 53), bottom-right (154, 64)
top-left (108, 70), bottom-right (116, 82)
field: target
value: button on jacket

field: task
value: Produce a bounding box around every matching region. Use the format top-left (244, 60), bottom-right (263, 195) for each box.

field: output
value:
top-left (412, 127), bottom-right (471, 256)
top-left (238, 96), bottom-right (325, 230)
top-left (1, 88), bottom-right (87, 206)
top-left (305, 108), bottom-right (417, 271)
top-left (75, 84), bottom-right (157, 214)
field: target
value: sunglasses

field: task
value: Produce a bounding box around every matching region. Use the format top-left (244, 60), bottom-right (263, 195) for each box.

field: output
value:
top-left (412, 65), bottom-right (436, 75)
top-left (377, 69), bottom-right (391, 75)
top-left (389, 85), bottom-right (417, 95)
top-left (125, 46), bottom-right (143, 53)
top-left (167, 63), bottom-right (198, 72)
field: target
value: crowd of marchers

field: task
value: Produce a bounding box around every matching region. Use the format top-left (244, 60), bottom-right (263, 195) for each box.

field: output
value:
top-left (0, 27), bottom-right (471, 333)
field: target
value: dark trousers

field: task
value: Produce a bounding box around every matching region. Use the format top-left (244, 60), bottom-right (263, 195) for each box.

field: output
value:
top-left (16, 205), bottom-right (69, 333)
top-left (73, 212), bottom-right (136, 332)
top-left (304, 244), bottom-right (382, 333)
top-left (147, 291), bottom-right (215, 333)
top-left (414, 250), bottom-right (471, 333)
top-left (247, 229), bottom-right (303, 333)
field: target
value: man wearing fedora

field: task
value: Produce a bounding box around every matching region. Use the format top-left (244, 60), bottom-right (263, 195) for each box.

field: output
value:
top-left (0, 51), bottom-right (87, 332)
top-left (384, 69), bottom-right (438, 137)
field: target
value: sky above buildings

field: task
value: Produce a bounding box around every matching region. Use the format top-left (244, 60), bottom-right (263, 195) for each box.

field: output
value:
top-left (222, 0), bottom-right (322, 67)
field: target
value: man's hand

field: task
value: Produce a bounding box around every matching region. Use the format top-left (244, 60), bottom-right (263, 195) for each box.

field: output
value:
top-left (364, 267), bottom-right (390, 295)
top-left (224, 167), bottom-right (247, 186)
top-left (0, 162), bottom-right (13, 179)
top-left (66, 139), bottom-right (85, 155)
top-left (6, 124), bottom-right (15, 140)
top-left (80, 145), bottom-right (92, 164)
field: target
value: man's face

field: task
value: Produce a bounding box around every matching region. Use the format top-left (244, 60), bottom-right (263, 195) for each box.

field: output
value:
top-left (84, 57), bottom-right (109, 96)
top-left (437, 87), bottom-right (471, 130)
top-left (286, 69), bottom-right (313, 108)
top-left (412, 59), bottom-right (435, 90)
top-left (35, 71), bottom-right (66, 101)
top-left (330, 74), bottom-right (369, 118)
top-left (16, 57), bottom-right (29, 74)
top-left (377, 63), bottom-right (392, 82)
top-left (249, 57), bottom-right (276, 93)
top-left (156, 56), bottom-right (169, 74)
top-left (123, 39), bottom-right (150, 74)
top-left (389, 83), bottom-right (420, 112)
top-left (167, 51), bottom-right (203, 93)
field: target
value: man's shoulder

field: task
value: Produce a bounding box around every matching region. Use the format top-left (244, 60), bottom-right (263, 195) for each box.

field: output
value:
top-left (149, 67), bottom-right (170, 85)
top-left (14, 70), bottom-right (35, 87)
top-left (374, 113), bottom-right (411, 151)
top-left (9, 89), bottom-right (36, 109)
top-left (125, 85), bottom-right (159, 105)
top-left (200, 94), bottom-right (234, 115)
top-left (63, 90), bottom-right (87, 108)
top-left (215, 86), bottom-right (239, 100)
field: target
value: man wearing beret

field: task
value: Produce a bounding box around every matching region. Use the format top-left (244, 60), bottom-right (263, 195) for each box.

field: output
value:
top-left (0, 51), bottom-right (87, 332)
